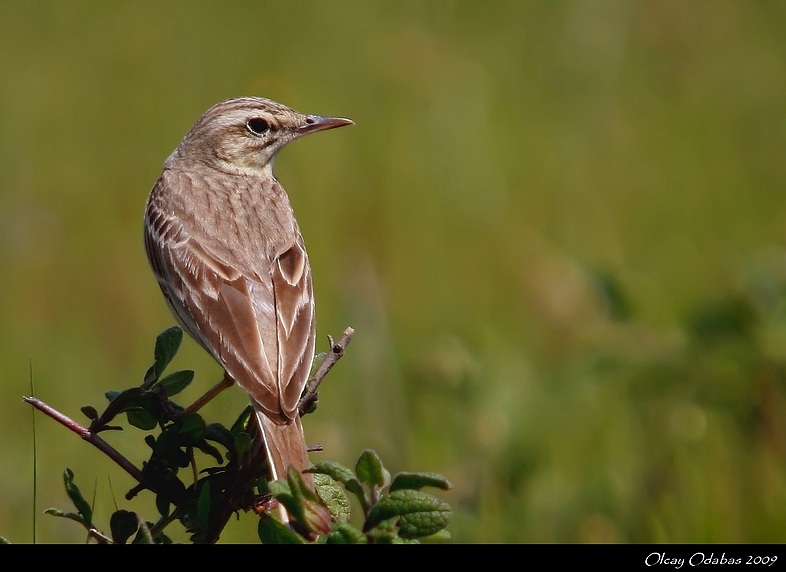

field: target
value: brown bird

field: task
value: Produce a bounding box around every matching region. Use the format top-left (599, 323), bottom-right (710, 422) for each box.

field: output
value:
top-left (143, 97), bottom-right (352, 523)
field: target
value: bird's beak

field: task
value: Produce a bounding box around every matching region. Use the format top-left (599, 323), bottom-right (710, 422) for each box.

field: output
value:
top-left (298, 115), bottom-right (354, 135)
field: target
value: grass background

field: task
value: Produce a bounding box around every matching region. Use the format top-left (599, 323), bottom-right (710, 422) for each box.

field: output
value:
top-left (2, 1), bottom-right (786, 543)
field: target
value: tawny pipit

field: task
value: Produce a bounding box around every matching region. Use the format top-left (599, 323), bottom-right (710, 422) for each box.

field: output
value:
top-left (144, 97), bottom-right (352, 523)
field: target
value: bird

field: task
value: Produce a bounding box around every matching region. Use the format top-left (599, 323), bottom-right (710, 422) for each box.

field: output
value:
top-left (143, 96), bottom-right (353, 528)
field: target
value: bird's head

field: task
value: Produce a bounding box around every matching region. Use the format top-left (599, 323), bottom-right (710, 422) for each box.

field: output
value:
top-left (168, 97), bottom-right (353, 175)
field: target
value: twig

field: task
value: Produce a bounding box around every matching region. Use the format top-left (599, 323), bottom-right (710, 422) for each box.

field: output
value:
top-left (24, 396), bottom-right (142, 480)
top-left (22, 396), bottom-right (175, 502)
top-left (299, 326), bottom-right (354, 416)
top-left (182, 372), bottom-right (234, 416)
top-left (87, 527), bottom-right (114, 544)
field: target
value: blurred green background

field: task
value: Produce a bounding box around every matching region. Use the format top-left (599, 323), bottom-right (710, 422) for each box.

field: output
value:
top-left (2, 1), bottom-right (786, 543)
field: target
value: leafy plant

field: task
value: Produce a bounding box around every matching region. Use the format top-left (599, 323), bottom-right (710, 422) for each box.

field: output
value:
top-left (309, 450), bottom-right (453, 543)
top-left (26, 326), bottom-right (452, 544)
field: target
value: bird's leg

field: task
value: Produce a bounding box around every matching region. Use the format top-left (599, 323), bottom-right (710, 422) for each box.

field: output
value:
top-left (183, 371), bottom-right (234, 415)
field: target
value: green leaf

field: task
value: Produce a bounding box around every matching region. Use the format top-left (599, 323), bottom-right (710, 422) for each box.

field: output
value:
top-left (144, 326), bottom-right (183, 385)
top-left (269, 471), bottom-right (332, 537)
top-left (133, 520), bottom-right (156, 544)
top-left (285, 468), bottom-right (332, 536)
top-left (365, 489), bottom-right (451, 538)
top-left (203, 421), bottom-right (233, 441)
top-left (257, 514), bottom-right (305, 544)
top-left (105, 387), bottom-right (144, 407)
top-left (421, 529), bottom-right (452, 542)
top-left (323, 522), bottom-right (367, 544)
top-left (356, 449), bottom-right (390, 489)
top-left (365, 517), bottom-right (413, 543)
top-left (44, 507), bottom-right (90, 527)
top-left (309, 460), bottom-right (355, 483)
top-left (105, 387), bottom-right (155, 416)
top-left (309, 461), bottom-right (367, 509)
top-left (127, 409), bottom-right (158, 431)
top-left (229, 405), bottom-right (254, 436)
top-left (192, 480), bottom-right (212, 536)
top-left (98, 387), bottom-right (164, 430)
top-left (151, 429), bottom-right (190, 468)
top-left (155, 495), bottom-right (171, 519)
top-left (389, 471), bottom-right (453, 492)
top-left (81, 405), bottom-right (98, 420)
top-left (268, 478), bottom-right (292, 501)
top-left (110, 510), bottom-right (139, 544)
top-left (155, 369), bottom-right (194, 396)
top-left (313, 472), bottom-right (351, 524)
top-left (177, 413), bottom-right (206, 440)
top-left (63, 468), bottom-right (92, 525)
top-left (233, 431), bottom-right (252, 461)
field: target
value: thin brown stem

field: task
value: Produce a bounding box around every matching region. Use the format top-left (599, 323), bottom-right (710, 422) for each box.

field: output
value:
top-left (88, 527), bottom-right (114, 544)
top-left (23, 396), bottom-right (185, 506)
top-left (182, 371), bottom-right (234, 416)
top-left (24, 396), bottom-right (145, 484)
top-left (299, 326), bottom-right (354, 416)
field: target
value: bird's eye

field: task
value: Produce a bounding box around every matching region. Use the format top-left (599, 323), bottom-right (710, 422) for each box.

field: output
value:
top-left (246, 118), bottom-right (270, 135)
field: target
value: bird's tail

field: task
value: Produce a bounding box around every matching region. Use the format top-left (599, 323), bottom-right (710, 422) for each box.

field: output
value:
top-left (254, 406), bottom-right (331, 535)
top-left (255, 406), bottom-right (311, 482)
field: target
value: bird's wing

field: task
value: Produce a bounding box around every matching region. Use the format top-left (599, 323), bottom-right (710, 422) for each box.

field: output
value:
top-left (268, 235), bottom-right (316, 415)
top-left (144, 180), bottom-right (315, 423)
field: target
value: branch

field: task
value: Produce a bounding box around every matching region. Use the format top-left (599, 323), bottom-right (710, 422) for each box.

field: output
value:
top-left (299, 326), bottom-right (354, 416)
top-left (182, 372), bottom-right (234, 416)
top-left (88, 527), bottom-right (114, 544)
top-left (23, 396), bottom-right (182, 505)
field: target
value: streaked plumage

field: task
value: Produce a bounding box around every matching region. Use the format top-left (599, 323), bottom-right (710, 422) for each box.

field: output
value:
top-left (143, 97), bottom-right (352, 521)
